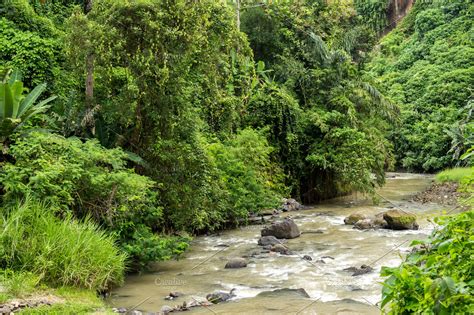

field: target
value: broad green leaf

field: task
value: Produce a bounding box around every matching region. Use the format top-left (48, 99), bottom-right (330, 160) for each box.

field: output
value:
top-left (18, 83), bottom-right (47, 117)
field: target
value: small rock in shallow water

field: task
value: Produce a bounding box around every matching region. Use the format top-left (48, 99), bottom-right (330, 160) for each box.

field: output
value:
top-left (257, 288), bottom-right (310, 299)
top-left (169, 291), bottom-right (183, 298)
top-left (280, 198), bottom-right (303, 212)
top-left (344, 213), bottom-right (368, 225)
top-left (270, 244), bottom-right (290, 255)
top-left (302, 255), bottom-right (312, 261)
top-left (112, 307), bottom-right (128, 313)
top-left (344, 264), bottom-right (373, 276)
top-left (225, 257), bottom-right (247, 269)
top-left (258, 235), bottom-right (281, 246)
top-left (160, 305), bottom-right (174, 314)
top-left (354, 218), bottom-right (374, 230)
top-left (206, 289), bottom-right (236, 304)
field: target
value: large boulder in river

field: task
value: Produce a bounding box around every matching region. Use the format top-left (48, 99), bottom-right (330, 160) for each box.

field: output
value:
top-left (383, 210), bottom-right (418, 230)
top-left (261, 218), bottom-right (300, 239)
top-left (344, 213), bottom-right (368, 225)
top-left (258, 235), bottom-right (281, 246)
top-left (224, 258), bottom-right (247, 269)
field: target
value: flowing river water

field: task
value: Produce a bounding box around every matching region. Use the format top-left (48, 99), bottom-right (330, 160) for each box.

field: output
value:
top-left (108, 173), bottom-right (444, 314)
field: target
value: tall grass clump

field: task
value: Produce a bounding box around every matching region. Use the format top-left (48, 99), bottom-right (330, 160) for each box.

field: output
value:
top-left (0, 199), bottom-right (126, 291)
top-left (435, 167), bottom-right (474, 183)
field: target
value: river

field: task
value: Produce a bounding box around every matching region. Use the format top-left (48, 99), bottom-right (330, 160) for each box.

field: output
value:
top-left (108, 173), bottom-right (443, 314)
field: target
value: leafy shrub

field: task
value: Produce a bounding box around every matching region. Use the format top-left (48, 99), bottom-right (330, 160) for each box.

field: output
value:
top-left (0, 132), bottom-right (189, 270)
top-left (0, 199), bottom-right (126, 290)
top-left (0, 5), bottom-right (62, 89)
top-left (381, 211), bottom-right (474, 314)
top-left (205, 128), bottom-right (285, 222)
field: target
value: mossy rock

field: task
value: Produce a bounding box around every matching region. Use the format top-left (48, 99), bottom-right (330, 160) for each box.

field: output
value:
top-left (383, 210), bottom-right (419, 230)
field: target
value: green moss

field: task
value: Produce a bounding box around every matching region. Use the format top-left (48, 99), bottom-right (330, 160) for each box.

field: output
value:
top-left (395, 215), bottom-right (416, 225)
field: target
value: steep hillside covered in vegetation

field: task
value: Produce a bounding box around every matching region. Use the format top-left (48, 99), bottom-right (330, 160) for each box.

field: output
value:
top-left (367, 0), bottom-right (473, 171)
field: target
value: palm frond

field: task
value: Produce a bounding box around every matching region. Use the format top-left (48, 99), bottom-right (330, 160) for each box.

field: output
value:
top-left (358, 80), bottom-right (399, 122)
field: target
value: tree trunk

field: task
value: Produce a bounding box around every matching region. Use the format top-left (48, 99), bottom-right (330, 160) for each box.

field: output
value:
top-left (85, 53), bottom-right (94, 108)
top-left (84, 0), bottom-right (94, 109)
top-left (236, 0), bottom-right (240, 31)
top-left (84, 0), bottom-right (93, 14)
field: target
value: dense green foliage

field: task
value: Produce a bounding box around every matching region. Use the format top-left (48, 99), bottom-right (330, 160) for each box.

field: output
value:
top-left (381, 210), bottom-right (474, 314)
top-left (367, 0), bottom-right (474, 171)
top-left (0, 0), bottom-right (399, 275)
top-left (354, 0), bottom-right (390, 33)
top-left (0, 132), bottom-right (189, 269)
top-left (241, 1), bottom-right (394, 201)
top-left (0, 199), bottom-right (126, 290)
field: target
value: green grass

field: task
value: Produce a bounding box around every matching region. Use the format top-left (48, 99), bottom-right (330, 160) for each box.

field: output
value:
top-left (0, 271), bottom-right (113, 314)
top-left (0, 198), bottom-right (126, 291)
top-left (435, 167), bottom-right (474, 184)
top-left (20, 287), bottom-right (114, 314)
top-left (0, 270), bottom-right (40, 302)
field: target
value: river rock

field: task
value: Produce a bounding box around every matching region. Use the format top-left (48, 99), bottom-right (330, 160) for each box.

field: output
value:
top-left (280, 198), bottom-right (303, 212)
top-left (113, 307), bottom-right (128, 313)
top-left (270, 244), bottom-right (290, 255)
top-left (344, 213), bottom-right (367, 225)
top-left (159, 305), bottom-right (174, 314)
top-left (169, 291), bottom-right (183, 298)
top-left (303, 255), bottom-right (312, 261)
top-left (186, 296), bottom-right (210, 308)
top-left (206, 289), bottom-right (236, 304)
top-left (258, 235), bottom-right (280, 246)
top-left (257, 288), bottom-right (310, 299)
top-left (354, 218), bottom-right (374, 230)
top-left (383, 210), bottom-right (418, 230)
top-left (373, 213), bottom-right (388, 228)
top-left (225, 258), bottom-right (247, 269)
top-left (344, 264), bottom-right (373, 276)
top-left (261, 218), bottom-right (300, 239)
